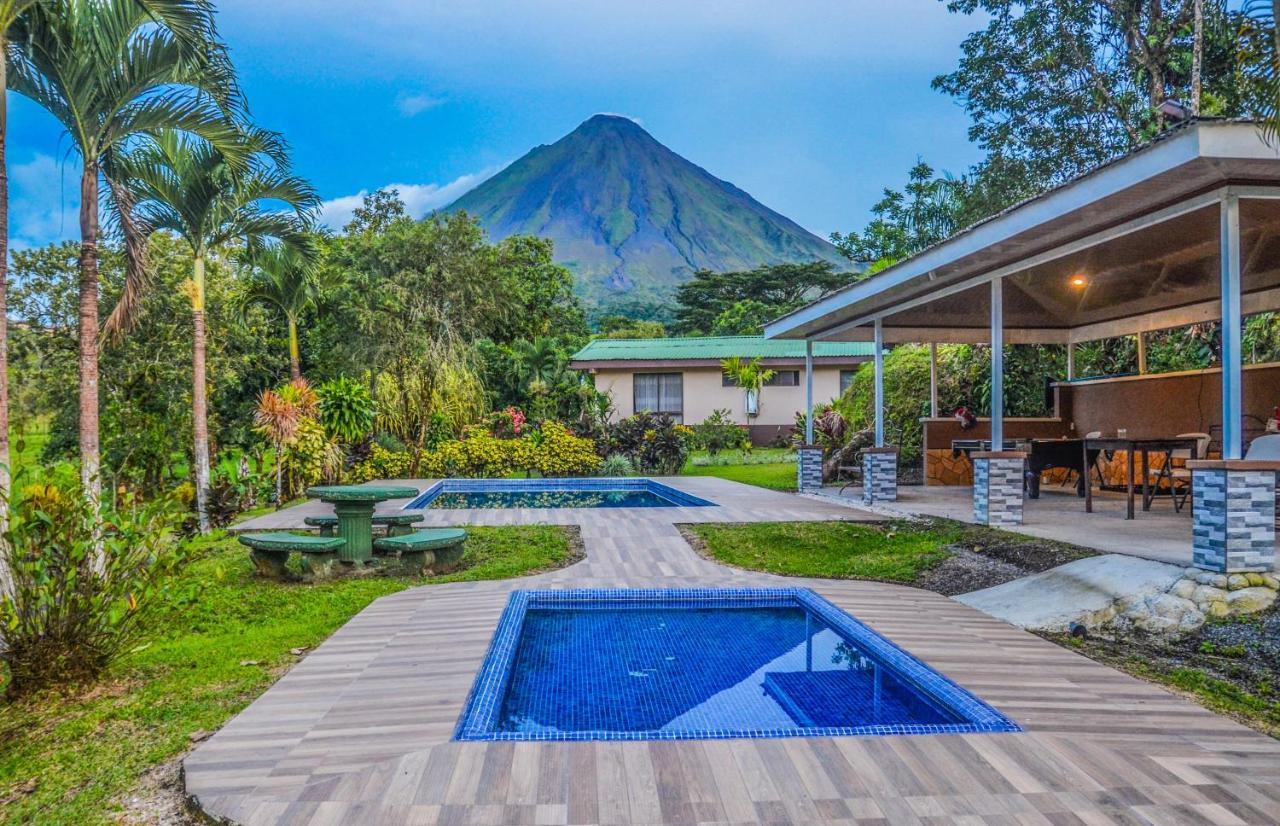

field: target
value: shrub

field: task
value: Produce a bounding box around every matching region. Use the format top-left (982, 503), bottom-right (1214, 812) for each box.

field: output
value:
top-left (349, 443), bottom-right (416, 482)
top-left (420, 427), bottom-right (516, 478)
top-left (0, 484), bottom-right (183, 696)
top-left (482, 406), bottom-right (527, 439)
top-left (694, 409), bottom-right (747, 455)
top-left (284, 417), bottom-right (344, 494)
top-left (607, 412), bottom-right (690, 476)
top-left (317, 377), bottom-right (376, 445)
top-left (599, 454), bottom-right (635, 477)
top-left (522, 421), bottom-right (601, 477)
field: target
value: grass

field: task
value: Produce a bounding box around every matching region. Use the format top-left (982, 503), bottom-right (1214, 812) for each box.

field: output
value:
top-left (681, 449), bottom-right (797, 491)
top-left (683, 520), bottom-right (963, 583)
top-left (0, 524), bottom-right (578, 824)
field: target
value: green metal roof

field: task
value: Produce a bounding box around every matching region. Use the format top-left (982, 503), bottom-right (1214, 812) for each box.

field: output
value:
top-left (571, 336), bottom-right (873, 362)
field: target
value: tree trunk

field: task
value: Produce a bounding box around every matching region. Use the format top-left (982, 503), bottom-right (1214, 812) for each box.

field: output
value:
top-left (191, 254), bottom-right (211, 533)
top-left (78, 162), bottom-right (102, 511)
top-left (288, 317), bottom-right (301, 380)
top-left (1191, 0), bottom-right (1203, 115)
top-left (0, 49), bottom-right (12, 598)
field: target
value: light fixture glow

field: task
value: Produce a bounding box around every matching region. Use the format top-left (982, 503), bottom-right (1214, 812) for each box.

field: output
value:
top-left (1069, 275), bottom-right (1088, 288)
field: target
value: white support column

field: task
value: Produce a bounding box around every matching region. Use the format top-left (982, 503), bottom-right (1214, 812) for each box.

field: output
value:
top-left (873, 318), bottom-right (885, 447)
top-left (1220, 193), bottom-right (1243, 459)
top-left (804, 339), bottom-right (814, 444)
top-left (928, 342), bottom-right (939, 418)
top-left (990, 279), bottom-right (1004, 449)
top-left (1066, 342), bottom-right (1075, 380)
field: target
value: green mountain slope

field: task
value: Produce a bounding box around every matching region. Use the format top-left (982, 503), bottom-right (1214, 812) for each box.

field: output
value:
top-left (447, 114), bottom-right (848, 314)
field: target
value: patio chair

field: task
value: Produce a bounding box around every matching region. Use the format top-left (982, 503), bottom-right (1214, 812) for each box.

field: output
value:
top-left (1163, 432), bottom-right (1210, 513)
top-left (1245, 433), bottom-right (1280, 460)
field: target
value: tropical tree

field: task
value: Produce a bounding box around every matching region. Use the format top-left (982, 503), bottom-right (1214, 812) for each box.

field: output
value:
top-left (720, 357), bottom-right (775, 429)
top-left (253, 378), bottom-right (316, 507)
top-left (109, 128), bottom-right (316, 532)
top-left (238, 240), bottom-right (321, 380)
top-left (7, 0), bottom-right (243, 510)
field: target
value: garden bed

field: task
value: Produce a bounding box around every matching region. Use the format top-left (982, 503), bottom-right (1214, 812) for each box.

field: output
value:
top-left (680, 517), bottom-right (1095, 592)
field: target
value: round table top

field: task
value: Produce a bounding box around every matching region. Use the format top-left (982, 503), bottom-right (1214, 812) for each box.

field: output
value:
top-left (306, 484), bottom-right (420, 503)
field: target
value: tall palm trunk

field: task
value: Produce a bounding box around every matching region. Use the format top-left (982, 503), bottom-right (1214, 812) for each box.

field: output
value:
top-left (191, 253), bottom-right (211, 533)
top-left (0, 47), bottom-right (12, 598)
top-left (77, 161), bottom-right (101, 509)
top-left (287, 317), bottom-right (301, 380)
top-left (1191, 0), bottom-right (1203, 115)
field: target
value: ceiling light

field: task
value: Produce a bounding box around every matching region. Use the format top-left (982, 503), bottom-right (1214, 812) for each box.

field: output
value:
top-left (1069, 275), bottom-right (1088, 288)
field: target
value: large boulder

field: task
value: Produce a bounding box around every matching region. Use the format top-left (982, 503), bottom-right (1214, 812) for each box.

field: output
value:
top-left (1226, 587), bottom-right (1277, 615)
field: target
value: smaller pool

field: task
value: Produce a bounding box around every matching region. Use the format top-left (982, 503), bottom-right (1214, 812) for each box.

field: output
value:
top-left (404, 478), bottom-right (715, 509)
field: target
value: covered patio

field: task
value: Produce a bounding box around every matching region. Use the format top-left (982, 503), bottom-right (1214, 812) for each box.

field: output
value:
top-left (770, 120), bottom-right (1280, 574)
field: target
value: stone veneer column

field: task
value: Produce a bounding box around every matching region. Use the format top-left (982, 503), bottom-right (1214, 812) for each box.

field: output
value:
top-left (973, 451), bottom-right (1026, 527)
top-left (861, 447), bottom-right (898, 504)
top-left (1189, 460), bottom-right (1278, 573)
top-left (796, 445), bottom-right (823, 493)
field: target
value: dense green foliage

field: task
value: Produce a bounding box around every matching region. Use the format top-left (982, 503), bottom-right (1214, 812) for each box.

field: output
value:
top-left (672, 262), bottom-right (857, 336)
top-left (603, 412), bottom-right (693, 475)
top-left (0, 525), bottom-right (577, 822)
top-left (0, 484), bottom-right (182, 696)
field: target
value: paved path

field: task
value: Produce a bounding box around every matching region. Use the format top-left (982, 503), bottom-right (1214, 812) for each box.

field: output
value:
top-left (188, 478), bottom-right (1280, 825)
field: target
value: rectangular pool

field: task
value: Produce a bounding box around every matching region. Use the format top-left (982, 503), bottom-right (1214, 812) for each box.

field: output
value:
top-left (405, 478), bottom-right (715, 509)
top-left (454, 588), bottom-right (1020, 742)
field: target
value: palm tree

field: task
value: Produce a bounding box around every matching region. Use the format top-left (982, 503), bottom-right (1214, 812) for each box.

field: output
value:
top-left (109, 128), bottom-right (316, 532)
top-left (721, 357), bottom-right (776, 429)
top-left (7, 0), bottom-right (242, 510)
top-left (239, 240), bottom-right (322, 381)
top-left (1244, 1), bottom-right (1280, 140)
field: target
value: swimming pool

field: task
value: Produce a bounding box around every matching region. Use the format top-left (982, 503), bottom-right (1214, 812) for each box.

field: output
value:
top-left (454, 588), bottom-right (1020, 742)
top-left (404, 478), bottom-right (715, 509)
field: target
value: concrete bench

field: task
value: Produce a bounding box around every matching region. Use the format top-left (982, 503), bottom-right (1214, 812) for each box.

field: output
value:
top-left (238, 533), bottom-right (346, 581)
top-left (304, 513), bottom-right (424, 538)
top-left (373, 528), bottom-right (467, 575)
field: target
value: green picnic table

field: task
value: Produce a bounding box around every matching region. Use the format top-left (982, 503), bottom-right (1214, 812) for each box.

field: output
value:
top-left (305, 484), bottom-right (420, 564)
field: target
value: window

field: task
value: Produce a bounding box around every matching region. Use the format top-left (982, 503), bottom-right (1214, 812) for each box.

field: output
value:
top-left (840, 370), bottom-right (857, 393)
top-left (722, 370), bottom-right (801, 387)
top-left (634, 373), bottom-right (683, 422)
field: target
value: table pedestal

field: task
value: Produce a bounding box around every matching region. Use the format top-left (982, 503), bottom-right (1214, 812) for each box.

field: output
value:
top-left (334, 500), bottom-right (377, 564)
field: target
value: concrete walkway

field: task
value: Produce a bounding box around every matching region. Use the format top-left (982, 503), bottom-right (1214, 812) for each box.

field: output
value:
top-left (187, 477), bottom-right (1280, 825)
top-left (825, 484), bottom-right (1200, 566)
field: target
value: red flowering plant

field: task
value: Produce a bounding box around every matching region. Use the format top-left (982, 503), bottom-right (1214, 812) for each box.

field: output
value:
top-left (481, 406), bottom-right (526, 439)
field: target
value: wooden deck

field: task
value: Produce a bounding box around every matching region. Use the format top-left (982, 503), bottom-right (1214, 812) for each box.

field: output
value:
top-left (187, 478), bottom-right (1280, 825)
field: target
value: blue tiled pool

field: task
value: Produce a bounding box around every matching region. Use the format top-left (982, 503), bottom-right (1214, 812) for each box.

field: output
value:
top-left (404, 478), bottom-right (715, 509)
top-left (455, 589), bottom-right (1020, 742)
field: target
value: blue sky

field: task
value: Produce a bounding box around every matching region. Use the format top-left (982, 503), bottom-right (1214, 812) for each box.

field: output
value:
top-left (6, 0), bottom-right (988, 249)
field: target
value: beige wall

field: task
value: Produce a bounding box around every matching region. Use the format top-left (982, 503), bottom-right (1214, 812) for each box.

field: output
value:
top-left (591, 365), bottom-right (848, 426)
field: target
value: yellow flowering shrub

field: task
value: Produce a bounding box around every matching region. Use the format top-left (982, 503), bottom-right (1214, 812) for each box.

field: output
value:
top-left (349, 444), bottom-right (416, 482)
top-left (524, 422), bottom-right (601, 477)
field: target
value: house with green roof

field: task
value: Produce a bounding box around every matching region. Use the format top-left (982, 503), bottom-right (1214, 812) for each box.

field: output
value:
top-left (570, 336), bottom-right (873, 444)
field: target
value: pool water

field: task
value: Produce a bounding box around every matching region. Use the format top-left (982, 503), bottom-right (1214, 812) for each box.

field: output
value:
top-left (406, 478), bottom-right (714, 509)
top-left (455, 589), bottom-right (1020, 742)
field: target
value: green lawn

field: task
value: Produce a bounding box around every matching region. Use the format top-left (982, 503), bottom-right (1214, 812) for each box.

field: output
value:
top-left (0, 524), bottom-right (578, 824)
top-left (683, 520), bottom-right (962, 582)
top-left (681, 448), bottom-right (797, 491)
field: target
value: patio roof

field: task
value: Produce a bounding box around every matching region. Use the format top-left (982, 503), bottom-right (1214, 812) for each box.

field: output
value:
top-left (765, 120), bottom-right (1280, 344)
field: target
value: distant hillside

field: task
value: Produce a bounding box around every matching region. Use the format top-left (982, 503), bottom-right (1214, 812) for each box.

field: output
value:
top-left (447, 114), bottom-right (848, 316)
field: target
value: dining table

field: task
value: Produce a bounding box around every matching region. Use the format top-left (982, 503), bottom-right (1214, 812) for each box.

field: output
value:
top-left (305, 484), bottom-right (420, 564)
top-left (1082, 436), bottom-right (1201, 519)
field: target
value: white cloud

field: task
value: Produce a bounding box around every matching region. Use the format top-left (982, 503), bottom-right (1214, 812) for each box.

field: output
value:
top-left (316, 164), bottom-right (504, 230)
top-left (397, 93), bottom-right (445, 117)
top-left (9, 152), bottom-right (80, 250)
